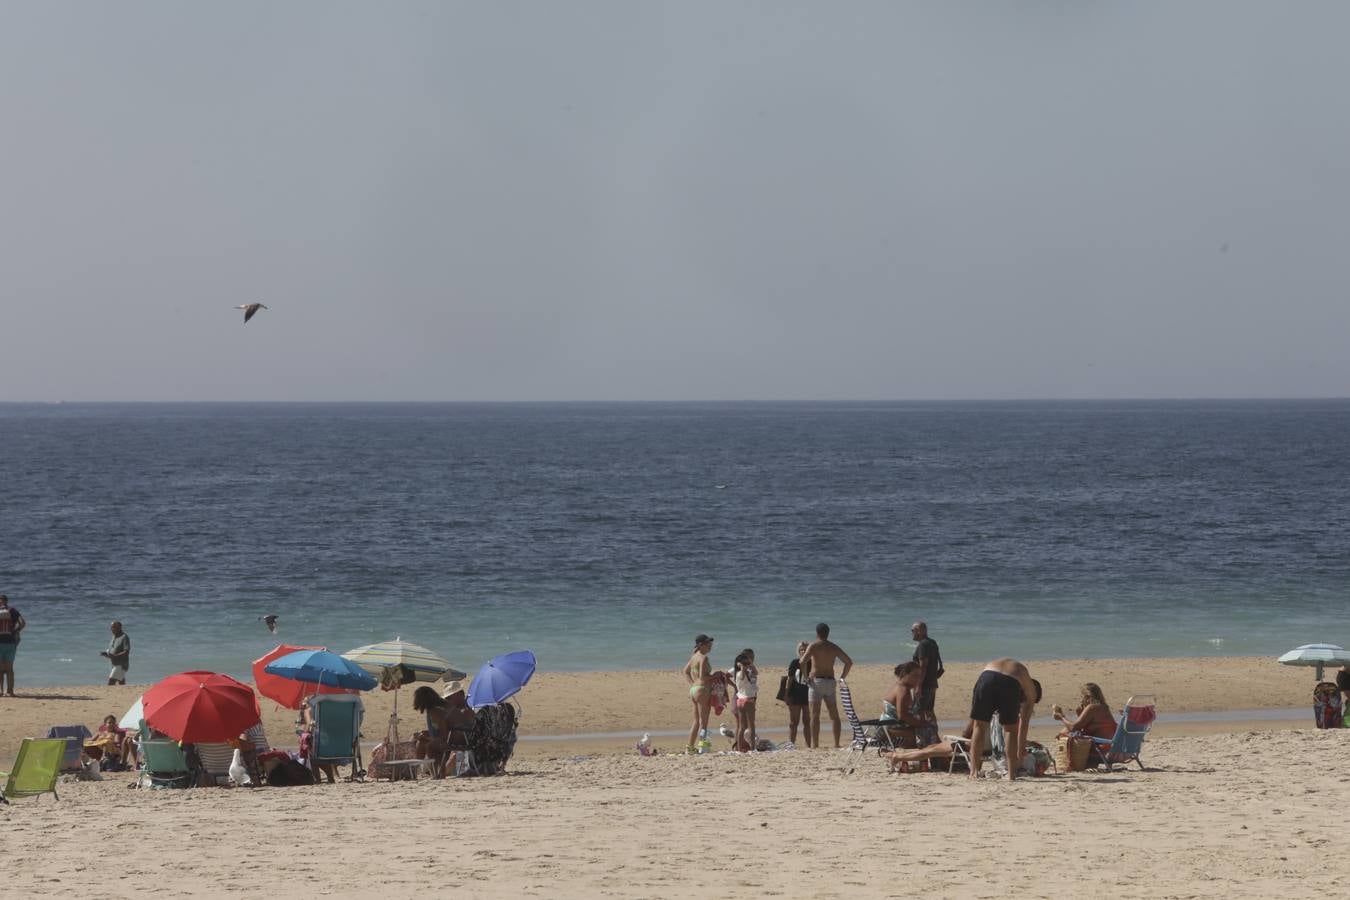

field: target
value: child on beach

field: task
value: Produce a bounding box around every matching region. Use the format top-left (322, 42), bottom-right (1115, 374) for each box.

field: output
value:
top-left (734, 649), bottom-right (758, 751)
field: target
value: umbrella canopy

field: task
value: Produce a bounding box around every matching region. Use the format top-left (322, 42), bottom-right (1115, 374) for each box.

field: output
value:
top-left (119, 695), bottom-right (144, 731)
top-left (467, 650), bottom-right (536, 709)
top-left (264, 649), bottom-right (378, 691)
top-left (142, 671), bottom-right (261, 743)
top-left (1278, 643), bottom-right (1350, 680)
top-left (253, 644), bottom-right (358, 709)
top-left (343, 639), bottom-right (465, 683)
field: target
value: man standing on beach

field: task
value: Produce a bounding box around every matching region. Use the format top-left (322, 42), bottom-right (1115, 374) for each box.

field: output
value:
top-left (0, 594), bottom-right (25, 697)
top-left (910, 621), bottom-right (943, 716)
top-left (800, 623), bottom-right (852, 749)
top-left (966, 657), bottom-right (1040, 780)
top-left (101, 620), bottom-right (130, 686)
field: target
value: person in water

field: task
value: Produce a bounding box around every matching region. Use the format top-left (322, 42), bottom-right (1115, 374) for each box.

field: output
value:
top-left (682, 634), bottom-right (715, 753)
top-left (966, 658), bottom-right (1040, 780)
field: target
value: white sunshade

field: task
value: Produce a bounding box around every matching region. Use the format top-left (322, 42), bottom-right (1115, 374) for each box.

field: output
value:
top-left (119, 695), bottom-right (144, 731)
top-left (1278, 644), bottom-right (1350, 667)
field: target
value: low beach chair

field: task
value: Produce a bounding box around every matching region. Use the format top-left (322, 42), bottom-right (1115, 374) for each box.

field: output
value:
top-left (44, 724), bottom-right (92, 773)
top-left (193, 742), bottom-right (238, 786)
top-left (1314, 683), bottom-right (1343, 729)
top-left (1086, 695), bottom-right (1157, 771)
top-left (466, 703), bottom-right (520, 776)
top-left (139, 739), bottom-right (195, 789)
top-left (839, 679), bottom-right (898, 774)
top-left (308, 695), bottom-right (364, 781)
top-left (947, 715), bottom-right (1003, 775)
top-left (0, 737), bottom-right (67, 803)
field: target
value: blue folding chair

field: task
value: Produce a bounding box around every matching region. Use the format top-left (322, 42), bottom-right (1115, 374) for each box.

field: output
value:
top-left (307, 695), bottom-right (364, 781)
top-left (43, 725), bottom-right (92, 773)
top-left (1085, 695), bottom-right (1157, 771)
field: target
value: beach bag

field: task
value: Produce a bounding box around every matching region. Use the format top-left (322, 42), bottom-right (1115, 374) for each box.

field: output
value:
top-left (1055, 736), bottom-right (1092, 772)
top-left (775, 676), bottom-right (789, 703)
top-left (1024, 741), bottom-right (1053, 777)
top-left (367, 740), bottom-right (419, 781)
top-left (265, 758), bottom-right (315, 786)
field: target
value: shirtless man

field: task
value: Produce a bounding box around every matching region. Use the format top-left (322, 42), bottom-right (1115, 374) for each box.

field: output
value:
top-left (967, 657), bottom-right (1040, 780)
top-left (800, 623), bottom-right (852, 749)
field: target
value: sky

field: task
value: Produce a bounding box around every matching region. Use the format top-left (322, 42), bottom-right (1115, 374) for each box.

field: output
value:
top-left (2, 1), bottom-right (1348, 402)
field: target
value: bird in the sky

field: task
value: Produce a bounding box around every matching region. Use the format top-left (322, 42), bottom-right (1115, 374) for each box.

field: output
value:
top-left (261, 614), bottom-right (278, 633)
top-left (235, 303), bottom-right (268, 323)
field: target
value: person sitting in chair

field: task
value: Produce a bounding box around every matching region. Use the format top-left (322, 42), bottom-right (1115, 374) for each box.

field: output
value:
top-left (412, 683), bottom-right (476, 777)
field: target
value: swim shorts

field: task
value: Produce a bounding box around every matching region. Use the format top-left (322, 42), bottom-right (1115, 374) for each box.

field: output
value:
top-left (109, 665), bottom-right (127, 682)
top-left (808, 677), bottom-right (836, 703)
top-left (969, 670), bottom-right (1022, 724)
top-left (0, 643), bottom-right (15, 664)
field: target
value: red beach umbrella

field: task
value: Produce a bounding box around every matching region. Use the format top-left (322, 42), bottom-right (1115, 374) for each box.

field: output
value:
top-left (142, 671), bottom-right (261, 743)
top-left (252, 644), bottom-right (357, 710)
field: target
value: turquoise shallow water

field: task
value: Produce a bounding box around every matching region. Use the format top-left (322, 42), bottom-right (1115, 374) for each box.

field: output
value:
top-left (1, 400), bottom-right (1347, 686)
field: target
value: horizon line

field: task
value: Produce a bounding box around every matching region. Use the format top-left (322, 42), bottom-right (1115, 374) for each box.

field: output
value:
top-left (3, 396), bottom-right (1350, 405)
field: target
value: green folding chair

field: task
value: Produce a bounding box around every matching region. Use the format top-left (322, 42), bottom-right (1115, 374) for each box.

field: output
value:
top-left (139, 739), bottom-right (195, 788)
top-left (1, 738), bottom-right (66, 803)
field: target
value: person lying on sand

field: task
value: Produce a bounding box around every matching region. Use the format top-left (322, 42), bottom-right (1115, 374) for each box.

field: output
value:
top-left (885, 722), bottom-right (974, 773)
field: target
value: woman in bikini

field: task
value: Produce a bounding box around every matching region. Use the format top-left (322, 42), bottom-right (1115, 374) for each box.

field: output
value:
top-left (734, 649), bottom-right (759, 751)
top-left (683, 634), bottom-right (715, 753)
top-left (1052, 682), bottom-right (1116, 765)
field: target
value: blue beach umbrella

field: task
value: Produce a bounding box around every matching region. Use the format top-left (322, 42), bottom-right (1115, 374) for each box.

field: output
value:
top-left (264, 649), bottom-right (378, 691)
top-left (467, 650), bottom-right (537, 709)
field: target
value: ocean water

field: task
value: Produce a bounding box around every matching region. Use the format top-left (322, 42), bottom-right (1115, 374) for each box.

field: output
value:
top-left (1, 400), bottom-right (1348, 687)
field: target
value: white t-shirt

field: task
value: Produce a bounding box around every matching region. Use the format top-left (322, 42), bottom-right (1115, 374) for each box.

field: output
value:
top-left (735, 668), bottom-right (758, 699)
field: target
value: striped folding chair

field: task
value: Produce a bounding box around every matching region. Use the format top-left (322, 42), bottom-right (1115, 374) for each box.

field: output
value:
top-left (947, 713), bottom-right (1004, 775)
top-left (839, 679), bottom-right (900, 774)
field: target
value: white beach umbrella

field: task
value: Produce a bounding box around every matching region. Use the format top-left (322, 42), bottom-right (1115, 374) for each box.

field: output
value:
top-left (119, 694), bottom-right (145, 731)
top-left (1277, 644), bottom-right (1350, 681)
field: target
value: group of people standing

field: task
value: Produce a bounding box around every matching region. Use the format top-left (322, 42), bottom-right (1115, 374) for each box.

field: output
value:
top-left (682, 621), bottom-right (1074, 780)
top-left (681, 620), bottom-right (945, 755)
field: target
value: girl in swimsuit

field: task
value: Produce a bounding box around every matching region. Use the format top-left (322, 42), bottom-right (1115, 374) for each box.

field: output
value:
top-left (734, 649), bottom-right (758, 751)
top-left (683, 634), bottom-right (715, 753)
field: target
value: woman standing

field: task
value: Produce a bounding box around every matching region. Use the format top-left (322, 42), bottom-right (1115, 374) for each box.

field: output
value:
top-left (783, 641), bottom-right (810, 744)
top-left (734, 649), bottom-right (759, 751)
top-left (682, 634), bottom-right (715, 753)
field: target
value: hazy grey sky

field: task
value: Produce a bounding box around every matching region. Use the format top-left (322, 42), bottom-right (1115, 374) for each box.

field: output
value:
top-left (3, 2), bottom-right (1348, 401)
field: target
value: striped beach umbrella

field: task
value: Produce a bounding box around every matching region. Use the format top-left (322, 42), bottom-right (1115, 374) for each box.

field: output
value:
top-left (1278, 643), bottom-right (1350, 681)
top-left (342, 638), bottom-right (465, 683)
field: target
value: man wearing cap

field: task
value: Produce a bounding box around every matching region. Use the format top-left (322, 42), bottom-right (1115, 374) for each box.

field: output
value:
top-left (0, 594), bottom-right (25, 697)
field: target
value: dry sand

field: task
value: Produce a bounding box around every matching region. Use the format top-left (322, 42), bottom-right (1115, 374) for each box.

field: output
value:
top-left (2, 656), bottom-right (1343, 898)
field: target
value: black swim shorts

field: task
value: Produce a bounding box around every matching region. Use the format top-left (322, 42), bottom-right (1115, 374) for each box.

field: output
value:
top-left (969, 670), bottom-right (1022, 724)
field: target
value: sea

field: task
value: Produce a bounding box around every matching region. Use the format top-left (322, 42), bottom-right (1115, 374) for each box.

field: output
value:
top-left (1, 400), bottom-right (1347, 687)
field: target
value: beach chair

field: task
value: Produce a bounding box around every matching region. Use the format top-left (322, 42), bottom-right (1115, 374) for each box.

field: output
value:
top-left (947, 714), bottom-right (1003, 775)
top-left (466, 703), bottom-right (520, 776)
top-left (839, 679), bottom-right (899, 774)
top-left (308, 695), bottom-right (364, 781)
top-left (1314, 683), bottom-right (1343, 729)
top-left (139, 739), bottom-right (195, 789)
top-left (43, 725), bottom-right (92, 773)
top-left (1085, 695), bottom-right (1157, 771)
top-left (193, 742), bottom-right (238, 786)
top-left (0, 738), bottom-right (67, 803)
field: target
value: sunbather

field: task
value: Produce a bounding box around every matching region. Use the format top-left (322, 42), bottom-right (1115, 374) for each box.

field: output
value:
top-left (85, 715), bottom-right (134, 769)
top-left (412, 684), bottom-right (475, 777)
top-left (1053, 683), bottom-right (1117, 765)
top-left (885, 722), bottom-right (974, 773)
top-left (879, 662), bottom-right (930, 748)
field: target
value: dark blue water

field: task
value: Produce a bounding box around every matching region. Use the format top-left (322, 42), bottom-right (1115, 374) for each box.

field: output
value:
top-left (1, 401), bottom-right (1347, 686)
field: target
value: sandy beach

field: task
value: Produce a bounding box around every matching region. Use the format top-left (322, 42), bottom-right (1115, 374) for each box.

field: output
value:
top-left (2, 655), bottom-right (1345, 897)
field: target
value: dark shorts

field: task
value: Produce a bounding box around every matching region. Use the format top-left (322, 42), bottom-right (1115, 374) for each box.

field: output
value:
top-left (969, 670), bottom-right (1022, 724)
top-left (915, 684), bottom-right (937, 714)
top-left (1338, 670), bottom-right (1350, 693)
top-left (787, 684), bottom-right (809, 706)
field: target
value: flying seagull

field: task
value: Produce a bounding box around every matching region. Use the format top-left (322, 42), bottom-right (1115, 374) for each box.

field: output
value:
top-left (235, 303), bottom-right (268, 323)
top-left (261, 614), bottom-right (278, 633)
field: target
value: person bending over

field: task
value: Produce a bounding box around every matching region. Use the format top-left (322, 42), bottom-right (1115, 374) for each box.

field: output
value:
top-left (966, 658), bottom-right (1040, 780)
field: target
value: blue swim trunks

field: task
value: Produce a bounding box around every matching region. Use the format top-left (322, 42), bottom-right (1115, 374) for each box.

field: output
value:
top-left (0, 643), bottom-right (16, 664)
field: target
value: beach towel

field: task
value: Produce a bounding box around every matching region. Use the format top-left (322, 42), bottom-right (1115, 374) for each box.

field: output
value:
top-left (709, 672), bottom-right (730, 716)
top-left (1314, 682), bottom-right (1343, 729)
